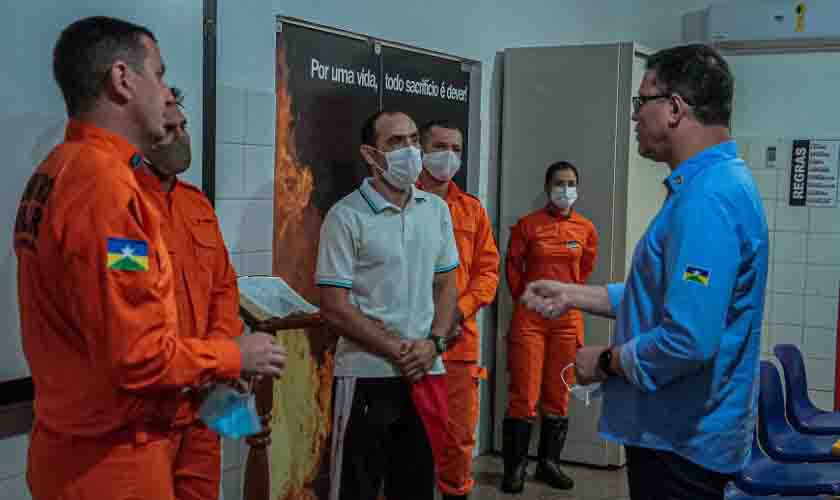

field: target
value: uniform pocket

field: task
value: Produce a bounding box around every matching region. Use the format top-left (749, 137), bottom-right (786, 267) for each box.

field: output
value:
top-left (453, 220), bottom-right (476, 262)
top-left (189, 217), bottom-right (219, 267)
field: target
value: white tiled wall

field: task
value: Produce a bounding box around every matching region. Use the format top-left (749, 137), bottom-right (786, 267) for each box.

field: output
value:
top-left (215, 82), bottom-right (277, 291)
top-left (215, 83), bottom-right (277, 500)
top-left (0, 434), bottom-right (30, 500)
top-left (215, 84), bottom-right (276, 255)
top-left (220, 437), bottom-right (253, 500)
top-left (743, 136), bottom-right (840, 409)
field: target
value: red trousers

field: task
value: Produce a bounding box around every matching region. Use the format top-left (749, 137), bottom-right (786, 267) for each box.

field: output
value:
top-left (437, 360), bottom-right (485, 496)
top-left (28, 421), bottom-right (221, 500)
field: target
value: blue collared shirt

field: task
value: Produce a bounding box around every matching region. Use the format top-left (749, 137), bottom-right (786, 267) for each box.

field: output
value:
top-left (600, 141), bottom-right (769, 473)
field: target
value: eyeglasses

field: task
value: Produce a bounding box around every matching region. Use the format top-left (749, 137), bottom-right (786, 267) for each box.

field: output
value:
top-left (632, 94), bottom-right (670, 113)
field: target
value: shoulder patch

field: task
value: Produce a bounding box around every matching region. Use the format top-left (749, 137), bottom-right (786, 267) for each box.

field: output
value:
top-left (107, 238), bottom-right (149, 271)
top-left (682, 265), bottom-right (710, 286)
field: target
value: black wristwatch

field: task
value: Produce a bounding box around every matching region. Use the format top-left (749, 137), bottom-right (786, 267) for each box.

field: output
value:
top-left (598, 347), bottom-right (617, 377)
top-left (429, 334), bottom-right (448, 355)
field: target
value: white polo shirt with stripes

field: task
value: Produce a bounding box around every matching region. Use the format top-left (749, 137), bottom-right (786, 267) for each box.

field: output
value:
top-left (315, 177), bottom-right (460, 377)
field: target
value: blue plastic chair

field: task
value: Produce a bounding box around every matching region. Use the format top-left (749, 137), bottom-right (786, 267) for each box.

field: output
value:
top-left (724, 482), bottom-right (831, 499)
top-left (758, 361), bottom-right (840, 462)
top-left (774, 344), bottom-right (840, 435)
top-left (735, 429), bottom-right (840, 496)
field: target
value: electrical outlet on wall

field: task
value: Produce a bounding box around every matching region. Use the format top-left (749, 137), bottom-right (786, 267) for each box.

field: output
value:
top-left (762, 138), bottom-right (789, 170)
top-left (765, 143), bottom-right (779, 169)
top-left (744, 137), bottom-right (790, 171)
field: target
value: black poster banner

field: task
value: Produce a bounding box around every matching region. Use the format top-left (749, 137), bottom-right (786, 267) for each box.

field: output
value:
top-left (381, 46), bottom-right (471, 189)
top-left (789, 139), bottom-right (809, 206)
top-left (787, 139), bottom-right (840, 207)
top-left (269, 21), bottom-right (475, 500)
top-left (279, 23), bottom-right (380, 213)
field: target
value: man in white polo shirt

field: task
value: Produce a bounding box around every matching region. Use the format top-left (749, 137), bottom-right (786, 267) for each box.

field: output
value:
top-left (317, 110), bottom-right (460, 500)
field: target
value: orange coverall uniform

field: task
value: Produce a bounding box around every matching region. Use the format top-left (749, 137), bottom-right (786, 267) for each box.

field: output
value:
top-left (15, 120), bottom-right (242, 500)
top-left (135, 168), bottom-right (244, 500)
top-left (505, 207), bottom-right (598, 419)
top-left (419, 180), bottom-right (500, 497)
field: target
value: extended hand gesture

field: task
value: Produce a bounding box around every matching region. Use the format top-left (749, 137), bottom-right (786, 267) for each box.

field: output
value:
top-left (521, 280), bottom-right (573, 319)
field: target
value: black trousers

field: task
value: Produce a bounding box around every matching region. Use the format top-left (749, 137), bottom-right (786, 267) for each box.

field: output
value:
top-left (340, 377), bottom-right (435, 500)
top-left (626, 446), bottom-right (734, 500)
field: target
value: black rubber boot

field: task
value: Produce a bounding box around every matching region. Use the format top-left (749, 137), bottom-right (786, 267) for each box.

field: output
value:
top-left (500, 417), bottom-right (532, 494)
top-left (534, 415), bottom-right (574, 489)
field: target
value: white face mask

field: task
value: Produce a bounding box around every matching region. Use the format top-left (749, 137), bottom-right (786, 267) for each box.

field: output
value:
top-left (562, 363), bottom-right (602, 407)
top-left (551, 186), bottom-right (578, 209)
top-left (423, 150), bottom-right (461, 182)
top-left (374, 146), bottom-right (423, 191)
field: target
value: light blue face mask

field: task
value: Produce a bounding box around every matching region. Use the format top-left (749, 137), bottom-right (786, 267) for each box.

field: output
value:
top-left (198, 384), bottom-right (262, 440)
top-left (562, 363), bottom-right (603, 407)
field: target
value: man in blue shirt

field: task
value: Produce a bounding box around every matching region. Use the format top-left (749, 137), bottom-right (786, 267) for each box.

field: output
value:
top-left (521, 44), bottom-right (768, 500)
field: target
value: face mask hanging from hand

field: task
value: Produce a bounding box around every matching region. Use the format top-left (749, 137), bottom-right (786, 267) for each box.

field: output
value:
top-left (198, 384), bottom-right (262, 440)
top-left (551, 186), bottom-right (578, 210)
top-left (374, 146), bottom-right (423, 191)
top-left (561, 363), bottom-right (602, 407)
top-left (423, 150), bottom-right (461, 182)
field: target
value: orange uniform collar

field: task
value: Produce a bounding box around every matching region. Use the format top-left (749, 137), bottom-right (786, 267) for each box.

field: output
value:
top-left (545, 204), bottom-right (576, 220)
top-left (65, 119), bottom-right (144, 169)
top-left (417, 178), bottom-right (466, 202)
top-left (134, 164), bottom-right (181, 193)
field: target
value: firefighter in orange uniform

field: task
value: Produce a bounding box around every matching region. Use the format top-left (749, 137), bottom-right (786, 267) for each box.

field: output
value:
top-left (416, 120), bottom-right (500, 500)
top-left (501, 161), bottom-right (598, 494)
top-left (135, 87), bottom-right (242, 500)
top-left (15, 17), bottom-right (284, 500)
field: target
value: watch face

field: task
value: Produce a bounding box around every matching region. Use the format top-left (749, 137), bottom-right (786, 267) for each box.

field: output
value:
top-left (436, 337), bottom-right (446, 354)
top-left (599, 349), bottom-right (613, 374)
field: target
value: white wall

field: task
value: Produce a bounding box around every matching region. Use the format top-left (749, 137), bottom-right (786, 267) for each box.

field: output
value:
top-left (213, 79), bottom-right (277, 498)
top-left (729, 52), bottom-right (840, 410)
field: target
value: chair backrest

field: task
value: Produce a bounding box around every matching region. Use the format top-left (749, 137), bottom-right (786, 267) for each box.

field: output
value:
top-left (749, 370), bottom-right (774, 462)
top-left (738, 419), bottom-right (772, 492)
top-left (757, 361), bottom-right (794, 459)
top-left (774, 344), bottom-right (818, 424)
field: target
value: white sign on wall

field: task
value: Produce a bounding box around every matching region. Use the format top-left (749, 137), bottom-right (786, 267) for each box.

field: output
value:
top-left (789, 139), bottom-right (840, 207)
